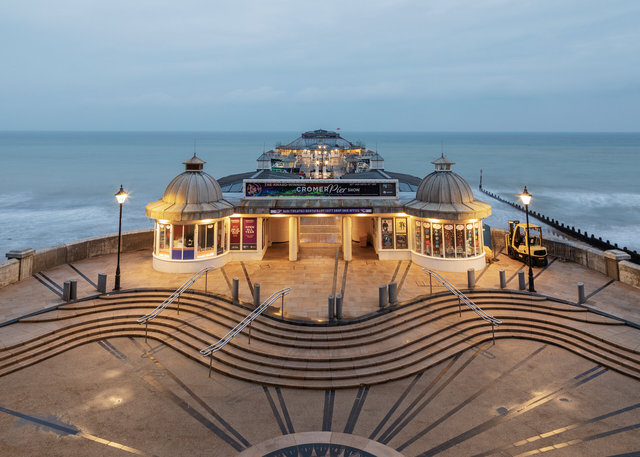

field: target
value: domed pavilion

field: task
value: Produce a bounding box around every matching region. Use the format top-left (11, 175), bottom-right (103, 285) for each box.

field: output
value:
top-left (404, 154), bottom-right (492, 271)
top-left (145, 154), bottom-right (234, 273)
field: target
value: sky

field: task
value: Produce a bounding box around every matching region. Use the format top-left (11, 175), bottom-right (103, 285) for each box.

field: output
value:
top-left (1, 0), bottom-right (639, 132)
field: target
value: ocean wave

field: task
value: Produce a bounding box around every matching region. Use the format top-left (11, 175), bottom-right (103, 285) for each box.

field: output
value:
top-left (533, 190), bottom-right (640, 209)
top-left (0, 192), bottom-right (34, 208)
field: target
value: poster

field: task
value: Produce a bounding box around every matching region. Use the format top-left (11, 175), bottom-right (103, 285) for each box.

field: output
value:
top-left (381, 218), bottom-right (394, 249)
top-left (242, 218), bottom-right (257, 250)
top-left (230, 218), bottom-right (241, 250)
top-left (394, 217), bottom-right (407, 249)
top-left (395, 217), bottom-right (407, 234)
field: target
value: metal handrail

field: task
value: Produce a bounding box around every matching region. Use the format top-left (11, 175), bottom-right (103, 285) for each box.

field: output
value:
top-left (137, 266), bottom-right (217, 327)
top-left (423, 268), bottom-right (501, 340)
top-left (200, 287), bottom-right (292, 376)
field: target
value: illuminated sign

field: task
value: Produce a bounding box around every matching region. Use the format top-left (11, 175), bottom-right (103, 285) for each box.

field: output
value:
top-left (243, 179), bottom-right (397, 199)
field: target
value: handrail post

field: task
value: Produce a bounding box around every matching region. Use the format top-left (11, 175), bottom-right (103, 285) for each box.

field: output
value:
top-left (458, 296), bottom-right (461, 317)
top-left (429, 272), bottom-right (432, 295)
top-left (248, 322), bottom-right (252, 344)
top-left (208, 354), bottom-right (213, 378)
top-left (281, 294), bottom-right (285, 321)
top-left (145, 322), bottom-right (148, 342)
top-left (177, 295), bottom-right (180, 315)
top-left (205, 270), bottom-right (208, 294)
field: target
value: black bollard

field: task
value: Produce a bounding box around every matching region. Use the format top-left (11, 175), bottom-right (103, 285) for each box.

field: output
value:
top-left (232, 278), bottom-right (239, 304)
top-left (379, 285), bottom-right (388, 309)
top-left (335, 293), bottom-right (343, 320)
top-left (388, 282), bottom-right (398, 305)
top-left (328, 294), bottom-right (335, 320)
top-left (253, 283), bottom-right (260, 309)
top-left (97, 273), bottom-right (107, 294)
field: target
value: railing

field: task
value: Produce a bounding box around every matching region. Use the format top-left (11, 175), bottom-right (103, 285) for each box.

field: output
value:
top-left (200, 287), bottom-right (292, 377)
top-left (423, 268), bottom-right (501, 342)
top-left (137, 266), bottom-right (217, 339)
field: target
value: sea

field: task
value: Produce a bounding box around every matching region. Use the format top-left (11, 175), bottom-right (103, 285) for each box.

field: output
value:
top-left (1, 131), bottom-right (639, 255)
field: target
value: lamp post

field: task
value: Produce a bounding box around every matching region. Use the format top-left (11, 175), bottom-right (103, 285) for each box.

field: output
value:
top-left (519, 186), bottom-right (535, 293)
top-left (114, 185), bottom-right (128, 291)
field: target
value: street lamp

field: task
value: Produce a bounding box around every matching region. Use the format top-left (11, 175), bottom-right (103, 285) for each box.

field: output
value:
top-left (519, 186), bottom-right (535, 293)
top-left (114, 185), bottom-right (128, 291)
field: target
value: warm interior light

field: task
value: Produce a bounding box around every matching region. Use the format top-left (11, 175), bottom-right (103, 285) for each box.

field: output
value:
top-left (201, 219), bottom-right (213, 224)
top-left (158, 219), bottom-right (169, 225)
top-left (115, 185), bottom-right (128, 204)
top-left (428, 218), bottom-right (440, 223)
top-left (519, 187), bottom-right (532, 206)
top-left (397, 212), bottom-right (408, 217)
top-left (230, 214), bottom-right (241, 218)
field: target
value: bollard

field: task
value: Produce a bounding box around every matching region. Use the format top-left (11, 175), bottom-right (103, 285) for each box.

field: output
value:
top-left (328, 294), bottom-right (335, 320)
top-left (97, 273), bottom-right (107, 294)
top-left (467, 269), bottom-right (475, 289)
top-left (379, 285), bottom-right (388, 310)
top-left (335, 293), bottom-right (343, 320)
top-left (69, 279), bottom-right (77, 300)
top-left (253, 283), bottom-right (260, 309)
top-left (388, 282), bottom-right (398, 305)
top-left (499, 269), bottom-right (506, 289)
top-left (518, 271), bottom-right (526, 290)
top-left (578, 282), bottom-right (585, 304)
top-left (232, 278), bottom-right (239, 305)
top-left (63, 280), bottom-right (71, 302)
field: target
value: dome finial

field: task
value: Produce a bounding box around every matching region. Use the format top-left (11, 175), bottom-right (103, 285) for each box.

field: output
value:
top-left (183, 153), bottom-right (206, 172)
top-left (431, 154), bottom-right (455, 172)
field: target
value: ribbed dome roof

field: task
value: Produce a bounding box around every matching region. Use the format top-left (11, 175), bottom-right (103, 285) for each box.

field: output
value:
top-left (404, 154), bottom-right (492, 220)
top-left (162, 171), bottom-right (223, 204)
top-left (416, 171), bottom-right (474, 203)
top-left (415, 155), bottom-right (474, 203)
top-left (145, 154), bottom-right (234, 221)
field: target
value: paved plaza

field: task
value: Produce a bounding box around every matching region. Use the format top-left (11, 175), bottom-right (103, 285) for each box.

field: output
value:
top-left (0, 245), bottom-right (639, 456)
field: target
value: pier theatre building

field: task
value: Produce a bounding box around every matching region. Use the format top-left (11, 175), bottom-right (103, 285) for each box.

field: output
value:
top-left (145, 130), bottom-right (491, 273)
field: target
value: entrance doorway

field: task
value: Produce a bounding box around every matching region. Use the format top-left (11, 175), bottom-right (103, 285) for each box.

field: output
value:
top-left (299, 216), bottom-right (341, 246)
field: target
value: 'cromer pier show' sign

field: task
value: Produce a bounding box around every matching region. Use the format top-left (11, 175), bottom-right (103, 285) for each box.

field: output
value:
top-left (243, 179), bottom-right (398, 199)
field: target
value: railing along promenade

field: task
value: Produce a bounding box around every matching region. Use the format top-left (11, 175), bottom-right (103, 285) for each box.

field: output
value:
top-left (423, 268), bottom-right (502, 342)
top-left (200, 287), bottom-right (292, 376)
top-left (137, 266), bottom-right (217, 339)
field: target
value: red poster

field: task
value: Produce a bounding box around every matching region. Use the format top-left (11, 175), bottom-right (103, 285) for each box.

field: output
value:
top-left (242, 218), bottom-right (257, 250)
top-left (230, 218), bottom-right (241, 250)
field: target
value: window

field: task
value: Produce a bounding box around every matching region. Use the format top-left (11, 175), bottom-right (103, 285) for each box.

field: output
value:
top-left (198, 224), bottom-right (215, 257)
top-left (217, 220), bottom-right (225, 255)
top-left (158, 224), bottom-right (170, 256)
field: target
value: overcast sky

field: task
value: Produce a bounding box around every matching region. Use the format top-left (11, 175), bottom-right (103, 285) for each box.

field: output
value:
top-left (1, 0), bottom-right (639, 131)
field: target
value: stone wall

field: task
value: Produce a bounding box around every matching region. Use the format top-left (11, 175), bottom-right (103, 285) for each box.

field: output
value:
top-left (1, 229), bottom-right (153, 288)
top-left (0, 259), bottom-right (19, 289)
top-left (619, 261), bottom-right (640, 289)
top-left (490, 227), bottom-right (640, 290)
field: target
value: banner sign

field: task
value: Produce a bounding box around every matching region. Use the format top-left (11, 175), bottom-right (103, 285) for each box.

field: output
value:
top-left (230, 218), bottom-right (241, 250)
top-left (244, 179), bottom-right (397, 199)
top-left (270, 208), bottom-right (373, 215)
top-left (242, 218), bottom-right (257, 250)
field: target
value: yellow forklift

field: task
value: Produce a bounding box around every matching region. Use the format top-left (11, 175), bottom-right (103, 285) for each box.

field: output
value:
top-left (505, 220), bottom-right (548, 266)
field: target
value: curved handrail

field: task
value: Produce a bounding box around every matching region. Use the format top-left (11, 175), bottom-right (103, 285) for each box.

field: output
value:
top-left (137, 266), bottom-right (216, 325)
top-left (200, 287), bottom-right (292, 358)
top-left (423, 268), bottom-right (502, 326)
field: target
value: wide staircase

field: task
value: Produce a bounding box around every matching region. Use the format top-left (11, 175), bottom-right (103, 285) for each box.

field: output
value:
top-left (1, 289), bottom-right (638, 388)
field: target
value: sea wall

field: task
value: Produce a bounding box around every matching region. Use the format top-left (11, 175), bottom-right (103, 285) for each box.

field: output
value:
top-left (0, 259), bottom-right (20, 289)
top-left (1, 229), bottom-right (153, 288)
top-left (490, 228), bottom-right (639, 289)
